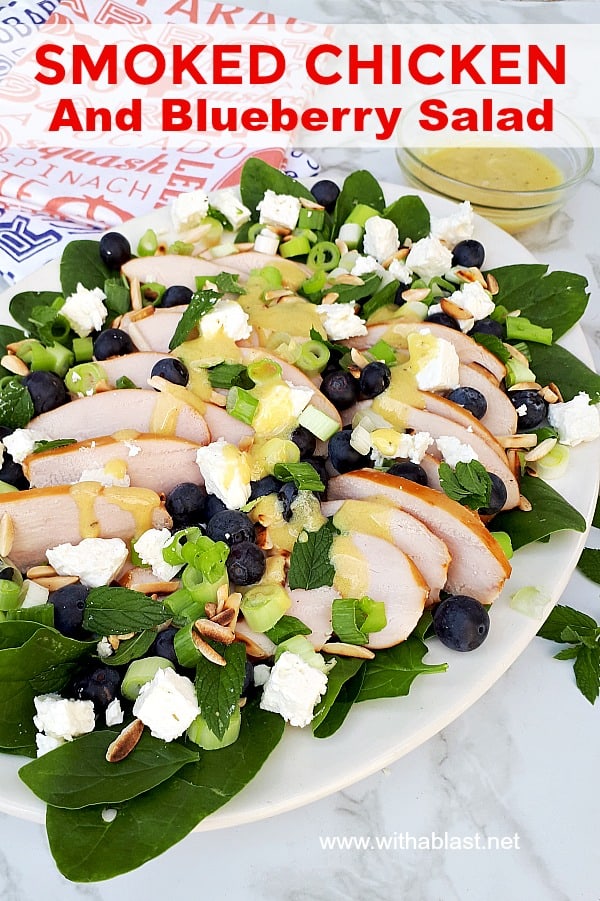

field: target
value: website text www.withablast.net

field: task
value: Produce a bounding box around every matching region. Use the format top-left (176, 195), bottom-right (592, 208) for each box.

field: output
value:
top-left (318, 832), bottom-right (521, 852)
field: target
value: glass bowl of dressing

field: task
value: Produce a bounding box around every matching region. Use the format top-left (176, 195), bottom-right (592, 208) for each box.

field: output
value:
top-left (396, 92), bottom-right (594, 233)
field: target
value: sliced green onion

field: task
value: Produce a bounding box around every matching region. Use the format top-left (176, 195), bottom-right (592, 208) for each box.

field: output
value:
top-left (226, 386), bottom-right (258, 425)
top-left (29, 342), bottom-right (73, 377)
top-left (344, 203), bottom-right (380, 228)
top-left (182, 566), bottom-right (229, 605)
top-left (0, 580), bottom-right (21, 612)
top-left (505, 315), bottom-right (553, 346)
top-left (173, 624), bottom-right (203, 668)
top-left (29, 307), bottom-right (72, 345)
top-left (299, 268), bottom-right (327, 302)
top-left (255, 265), bottom-right (283, 290)
top-left (297, 405), bottom-right (340, 441)
top-left (72, 337), bottom-right (94, 363)
top-left (240, 583), bottom-right (290, 632)
top-left (531, 442), bottom-right (570, 480)
top-left (505, 358), bottom-right (537, 388)
top-left (140, 282), bottom-right (166, 306)
top-left (248, 222), bottom-right (264, 243)
top-left (510, 340), bottom-right (532, 361)
top-left (121, 656), bottom-right (174, 700)
top-left (337, 222), bottom-right (363, 249)
top-left (187, 706), bottom-right (241, 750)
top-left (490, 531), bottom-right (513, 560)
top-left (115, 376), bottom-right (137, 390)
top-left (137, 228), bottom-right (158, 257)
top-left (332, 596), bottom-right (387, 645)
top-left (273, 461), bottom-right (325, 492)
top-left (509, 586), bottom-right (551, 619)
top-left (279, 235), bottom-right (311, 259)
top-left (104, 278), bottom-right (131, 315)
top-left (274, 635), bottom-right (332, 672)
top-left (298, 207), bottom-right (325, 230)
top-left (65, 362), bottom-right (107, 395)
top-left (168, 241), bottom-right (194, 256)
top-left (307, 241), bottom-right (341, 272)
top-left (368, 339), bottom-right (397, 366)
top-left (164, 587), bottom-right (205, 623)
top-left (295, 340), bottom-right (330, 374)
top-left (246, 358), bottom-right (282, 385)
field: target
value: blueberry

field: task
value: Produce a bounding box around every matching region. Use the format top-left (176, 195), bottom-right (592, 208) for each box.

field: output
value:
top-left (204, 493), bottom-right (227, 521)
top-left (0, 567), bottom-right (13, 581)
top-left (394, 283), bottom-right (410, 306)
top-left (150, 625), bottom-right (179, 666)
top-left (508, 389), bottom-right (548, 430)
top-left (359, 362), bottom-right (391, 399)
top-left (446, 386), bottom-right (487, 420)
top-left (226, 541), bottom-right (266, 585)
top-left (23, 371), bottom-right (67, 415)
top-left (451, 239), bottom-right (485, 269)
top-left (0, 450), bottom-right (28, 490)
top-left (99, 232), bottom-right (131, 270)
top-left (320, 370), bottom-right (359, 411)
top-left (206, 510), bottom-right (255, 546)
top-left (303, 456), bottom-right (328, 490)
top-left (160, 285), bottom-right (193, 308)
top-left (151, 358), bottom-right (189, 387)
top-left (432, 595), bottom-right (490, 651)
top-left (310, 179), bottom-right (339, 213)
top-left (48, 583), bottom-right (89, 638)
top-left (166, 482), bottom-right (206, 529)
top-left (386, 461), bottom-right (428, 486)
top-left (242, 660), bottom-right (254, 696)
top-left (250, 475), bottom-right (282, 501)
top-left (427, 311), bottom-right (461, 331)
top-left (277, 481), bottom-right (298, 521)
top-left (470, 317), bottom-right (504, 340)
top-left (93, 328), bottom-right (134, 361)
top-left (328, 430), bottom-right (373, 475)
top-left (71, 665), bottom-right (121, 712)
top-left (290, 425), bottom-right (316, 459)
top-left (479, 473), bottom-right (508, 515)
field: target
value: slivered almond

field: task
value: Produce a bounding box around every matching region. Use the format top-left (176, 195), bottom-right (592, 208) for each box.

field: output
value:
top-left (255, 524), bottom-right (273, 550)
top-left (322, 642), bottom-right (375, 659)
top-left (235, 242), bottom-right (254, 252)
top-left (333, 274), bottom-right (364, 286)
top-left (32, 575), bottom-right (79, 591)
top-left (524, 436), bottom-right (558, 462)
top-left (486, 273), bottom-right (499, 295)
top-left (191, 631), bottom-right (227, 665)
top-left (111, 315), bottom-right (123, 329)
top-left (26, 564), bottom-right (57, 579)
top-left (106, 719), bottom-right (145, 763)
top-left (507, 448), bottom-right (521, 479)
top-left (0, 514), bottom-right (14, 557)
top-left (401, 288), bottom-right (430, 303)
top-left (541, 382), bottom-right (563, 403)
top-left (455, 267), bottom-right (486, 286)
top-left (239, 435), bottom-right (254, 453)
top-left (268, 225), bottom-right (292, 237)
top-left (130, 581), bottom-right (180, 595)
top-left (497, 434), bottom-right (538, 449)
top-left (509, 382), bottom-right (541, 392)
top-left (265, 288), bottom-right (294, 302)
top-left (129, 305), bottom-right (155, 323)
top-left (114, 632), bottom-right (135, 641)
top-left (209, 390), bottom-right (227, 407)
top-left (321, 292), bottom-right (339, 304)
top-left (504, 343), bottom-right (530, 366)
top-left (224, 591), bottom-right (242, 631)
top-left (518, 495), bottom-right (533, 512)
top-left (1, 354), bottom-right (29, 376)
top-left (335, 238), bottom-right (348, 256)
top-left (6, 340), bottom-right (31, 353)
top-left (204, 602), bottom-right (217, 619)
top-left (216, 583), bottom-right (229, 612)
top-left (382, 247), bottom-right (410, 268)
top-left (299, 196), bottom-right (325, 211)
top-left (94, 380), bottom-right (112, 394)
top-left (506, 309), bottom-right (521, 318)
top-left (350, 348), bottom-right (369, 369)
top-left (238, 696), bottom-right (247, 708)
top-left (194, 618), bottom-right (235, 644)
top-left (130, 276), bottom-right (143, 311)
top-left (440, 298), bottom-right (473, 321)
top-left (108, 635), bottom-right (121, 650)
top-left (548, 382), bottom-right (563, 401)
top-left (212, 607), bottom-right (236, 627)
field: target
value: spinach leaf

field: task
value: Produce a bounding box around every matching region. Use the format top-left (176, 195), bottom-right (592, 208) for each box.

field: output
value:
top-left (313, 665), bottom-right (365, 739)
top-left (168, 290), bottom-right (218, 350)
top-left (332, 170), bottom-right (385, 234)
top-left (0, 679), bottom-right (37, 748)
top-left (0, 622), bottom-right (94, 682)
top-left (103, 279), bottom-right (130, 318)
top-left (287, 520), bottom-right (336, 591)
top-left (82, 587), bottom-right (170, 635)
top-left (527, 342), bottom-right (600, 404)
top-left (8, 291), bottom-right (60, 336)
top-left (60, 240), bottom-right (111, 298)
top-left (194, 641), bottom-right (246, 739)
top-left (4, 605), bottom-right (54, 627)
top-left (383, 195), bottom-right (430, 242)
top-left (240, 158), bottom-right (313, 221)
top-left (0, 377), bottom-right (34, 429)
top-left (20, 729), bottom-right (199, 808)
top-left (487, 264), bottom-right (589, 340)
top-left (492, 473), bottom-right (586, 551)
top-left (312, 656), bottom-right (364, 735)
top-left (593, 492), bottom-right (600, 529)
top-left (103, 630), bottom-right (156, 667)
top-left (357, 636), bottom-right (447, 702)
top-left (361, 279), bottom-right (399, 321)
top-left (46, 700), bottom-right (285, 882)
top-left (0, 325), bottom-right (26, 378)
top-left (264, 615), bottom-right (311, 644)
top-left (471, 332), bottom-right (512, 364)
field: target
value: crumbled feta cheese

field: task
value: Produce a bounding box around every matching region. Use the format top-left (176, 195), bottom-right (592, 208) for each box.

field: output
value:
top-left (195, 438), bottom-right (251, 509)
top-left (363, 216), bottom-right (399, 262)
top-left (396, 431), bottom-right (434, 464)
top-left (285, 381), bottom-right (314, 418)
top-left (257, 190), bottom-right (301, 231)
top-left (450, 280), bottom-right (495, 322)
top-left (61, 283), bottom-right (107, 338)
top-left (316, 303), bottom-right (367, 341)
top-left (3, 428), bottom-right (52, 464)
top-left (209, 189), bottom-right (251, 230)
top-left (253, 664), bottom-right (271, 687)
top-left (78, 467), bottom-right (130, 488)
top-left (436, 435), bottom-right (479, 467)
top-left (33, 694), bottom-right (95, 742)
top-left (260, 651), bottom-right (328, 727)
top-left (200, 298), bottom-right (252, 342)
top-left (35, 733), bottom-right (65, 757)
top-left (172, 188), bottom-right (209, 231)
top-left (548, 392), bottom-right (600, 447)
top-left (430, 201), bottom-right (475, 247)
top-left (96, 637), bottom-right (114, 658)
top-left (369, 429), bottom-right (433, 465)
top-left (407, 330), bottom-right (460, 392)
top-left (47, 537), bottom-right (128, 588)
top-left (105, 698), bottom-right (124, 728)
top-left (254, 228), bottom-right (280, 255)
top-left (516, 404), bottom-right (528, 417)
top-left (134, 528), bottom-right (182, 582)
top-left (388, 257), bottom-right (413, 285)
top-left (20, 579), bottom-right (50, 608)
top-left (406, 236), bottom-right (453, 281)
top-left (124, 441), bottom-right (141, 457)
top-left (133, 668), bottom-right (199, 742)
top-left (351, 254), bottom-right (384, 278)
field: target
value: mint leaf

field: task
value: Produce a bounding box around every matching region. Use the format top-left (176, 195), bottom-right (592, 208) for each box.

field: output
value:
top-left (168, 290), bottom-right (219, 350)
top-left (537, 604), bottom-right (598, 643)
top-left (102, 631), bottom-right (156, 666)
top-left (264, 615), bottom-right (311, 644)
top-left (577, 548), bottom-right (600, 585)
top-left (273, 462), bottom-right (325, 492)
top-left (309, 327), bottom-right (347, 357)
top-left (554, 647), bottom-right (579, 660)
top-left (32, 438), bottom-right (77, 454)
top-left (209, 272), bottom-right (245, 295)
top-left (593, 492), bottom-right (600, 529)
top-left (287, 521), bottom-right (336, 591)
top-left (573, 645), bottom-right (600, 704)
top-left (207, 363), bottom-right (253, 390)
top-left (194, 640), bottom-right (246, 740)
top-left (0, 377), bottom-right (34, 429)
top-left (439, 460), bottom-right (492, 511)
top-left (82, 587), bottom-right (169, 635)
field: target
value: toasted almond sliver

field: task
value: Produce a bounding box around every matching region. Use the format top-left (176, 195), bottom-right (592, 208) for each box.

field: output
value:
top-left (268, 225), bottom-right (292, 237)
top-left (504, 343), bottom-right (530, 366)
top-left (519, 495), bottom-right (533, 512)
top-left (299, 196), bottom-right (325, 211)
top-left (212, 608), bottom-right (236, 628)
top-left (265, 288), bottom-right (294, 302)
top-left (486, 273), bottom-right (499, 295)
top-left (194, 618), bottom-right (235, 645)
top-left (94, 380), bottom-right (112, 394)
top-left (216, 583), bottom-right (229, 612)
top-left (455, 267), bottom-right (486, 286)
top-left (508, 382), bottom-right (541, 392)
top-left (382, 247), bottom-right (410, 269)
top-left (1, 354), bottom-right (30, 376)
top-left (497, 434), bottom-right (538, 449)
top-left (321, 292), bottom-right (339, 305)
top-left (322, 642), bottom-right (375, 659)
top-left (129, 305), bottom-right (155, 323)
top-left (129, 581), bottom-right (180, 595)
top-left (524, 436), bottom-right (558, 462)
top-left (333, 274), bottom-right (364, 286)
top-left (191, 631), bottom-right (227, 665)
top-left (108, 635), bottom-right (121, 650)
top-left (440, 298), bottom-right (473, 321)
top-left (401, 287), bottom-right (430, 303)
top-left (111, 315), bottom-right (123, 329)
top-left (32, 575), bottom-right (79, 591)
top-left (106, 719), bottom-right (145, 763)
top-left (130, 276), bottom-right (143, 311)
top-left (235, 242), bottom-right (254, 252)
top-left (335, 238), bottom-right (348, 256)
top-left (209, 390), bottom-right (227, 408)
top-left (507, 448), bottom-right (521, 479)
top-left (26, 564), bottom-right (57, 579)
top-left (547, 382), bottom-right (563, 403)
top-left (0, 514), bottom-right (14, 557)
top-left (204, 602), bottom-right (217, 619)
top-left (224, 591), bottom-right (242, 631)
top-left (350, 348), bottom-right (369, 369)
top-left (539, 386), bottom-right (559, 404)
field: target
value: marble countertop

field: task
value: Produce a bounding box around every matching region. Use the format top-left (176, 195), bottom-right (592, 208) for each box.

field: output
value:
top-left (1, 4), bottom-right (600, 899)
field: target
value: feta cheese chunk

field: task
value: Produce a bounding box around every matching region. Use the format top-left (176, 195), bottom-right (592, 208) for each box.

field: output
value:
top-left (172, 188), bottom-right (209, 231)
top-left (450, 281), bottom-right (495, 322)
top-left (316, 303), bottom-right (367, 341)
top-left (196, 438), bottom-right (251, 509)
top-left (35, 733), bottom-right (65, 757)
top-left (20, 579), bottom-right (50, 608)
top-left (209, 189), bottom-right (251, 230)
top-left (33, 694), bottom-right (95, 742)
top-left (200, 298), bottom-right (252, 342)
top-left (134, 528), bottom-right (182, 582)
top-left (436, 435), bottom-right (479, 467)
top-left (548, 392), bottom-right (600, 446)
top-left (253, 664), bottom-right (271, 687)
top-left (388, 257), bottom-right (413, 285)
top-left (47, 537), bottom-right (128, 588)
top-left (96, 637), bottom-right (114, 659)
top-left (3, 428), bottom-right (53, 464)
top-left (406, 236), bottom-right (453, 281)
top-left (430, 201), bottom-right (475, 247)
top-left (61, 283), bottom-right (107, 338)
top-left (260, 651), bottom-right (328, 727)
top-left (363, 216), bottom-right (399, 262)
top-left (257, 190), bottom-right (301, 231)
top-left (407, 330), bottom-right (460, 392)
top-left (78, 467), bottom-right (130, 488)
top-left (351, 254), bottom-right (384, 279)
top-left (133, 668), bottom-right (199, 741)
top-left (370, 429), bottom-right (433, 464)
top-left (105, 698), bottom-right (124, 728)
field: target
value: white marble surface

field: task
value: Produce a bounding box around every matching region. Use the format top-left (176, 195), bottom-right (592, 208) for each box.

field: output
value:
top-left (2, 4), bottom-right (600, 899)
